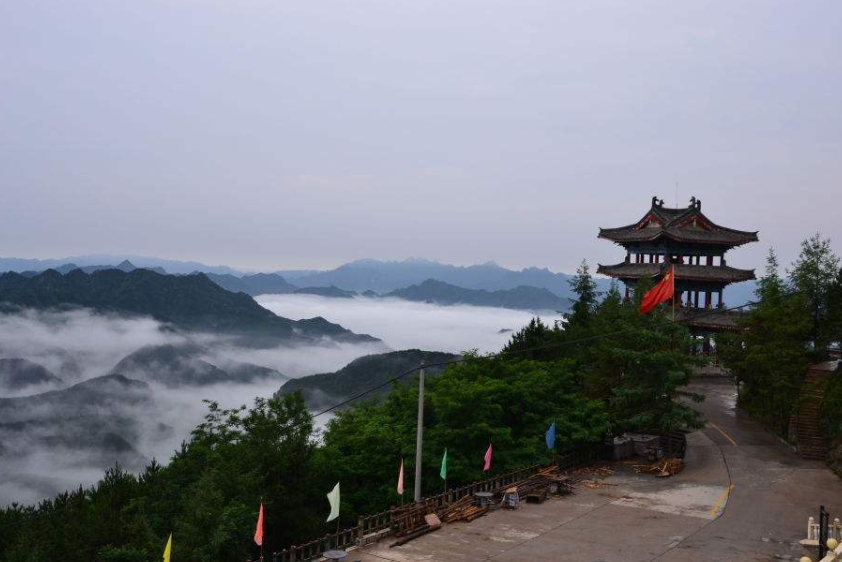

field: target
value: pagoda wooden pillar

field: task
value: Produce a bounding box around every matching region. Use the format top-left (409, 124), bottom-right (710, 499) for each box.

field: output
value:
top-left (704, 291), bottom-right (711, 308)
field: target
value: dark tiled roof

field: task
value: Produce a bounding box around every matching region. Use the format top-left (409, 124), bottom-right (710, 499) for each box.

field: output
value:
top-left (676, 308), bottom-right (746, 331)
top-left (596, 263), bottom-right (755, 284)
top-left (598, 197), bottom-right (758, 247)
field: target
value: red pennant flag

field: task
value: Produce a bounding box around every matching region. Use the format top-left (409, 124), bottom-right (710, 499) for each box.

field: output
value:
top-left (638, 266), bottom-right (675, 314)
top-left (397, 459), bottom-right (404, 495)
top-left (483, 444), bottom-right (492, 472)
top-left (254, 503), bottom-right (264, 546)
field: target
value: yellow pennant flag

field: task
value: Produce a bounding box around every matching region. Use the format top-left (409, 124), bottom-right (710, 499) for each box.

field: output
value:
top-left (163, 533), bottom-right (172, 562)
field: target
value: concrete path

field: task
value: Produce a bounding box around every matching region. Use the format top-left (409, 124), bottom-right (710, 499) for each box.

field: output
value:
top-left (352, 380), bottom-right (842, 562)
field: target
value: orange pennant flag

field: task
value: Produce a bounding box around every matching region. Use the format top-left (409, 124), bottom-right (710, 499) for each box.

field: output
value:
top-left (397, 459), bottom-right (404, 495)
top-left (254, 503), bottom-right (264, 546)
top-left (639, 266), bottom-right (675, 314)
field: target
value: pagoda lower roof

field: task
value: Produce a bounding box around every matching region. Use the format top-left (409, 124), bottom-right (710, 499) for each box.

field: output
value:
top-left (676, 308), bottom-right (746, 331)
top-left (598, 197), bottom-right (758, 247)
top-left (597, 262), bottom-right (755, 284)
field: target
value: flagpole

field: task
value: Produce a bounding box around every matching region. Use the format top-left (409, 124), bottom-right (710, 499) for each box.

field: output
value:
top-left (413, 361), bottom-right (426, 505)
top-left (671, 265), bottom-right (676, 322)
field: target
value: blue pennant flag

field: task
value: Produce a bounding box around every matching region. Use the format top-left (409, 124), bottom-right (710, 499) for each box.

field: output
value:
top-left (545, 422), bottom-right (556, 451)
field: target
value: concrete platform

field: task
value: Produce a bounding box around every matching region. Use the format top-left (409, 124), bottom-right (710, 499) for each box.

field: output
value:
top-left (351, 381), bottom-right (842, 561)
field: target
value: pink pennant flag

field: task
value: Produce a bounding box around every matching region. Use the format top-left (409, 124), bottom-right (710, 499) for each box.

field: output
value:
top-left (483, 444), bottom-right (492, 472)
top-left (397, 459), bottom-right (405, 495)
top-left (254, 503), bottom-right (264, 546)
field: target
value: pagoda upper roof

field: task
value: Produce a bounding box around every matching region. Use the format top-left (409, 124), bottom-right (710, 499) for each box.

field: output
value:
top-left (596, 262), bottom-right (756, 284)
top-left (598, 196), bottom-right (758, 247)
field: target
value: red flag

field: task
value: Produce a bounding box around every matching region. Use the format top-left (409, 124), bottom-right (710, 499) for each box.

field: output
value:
top-left (483, 444), bottom-right (492, 472)
top-left (639, 266), bottom-right (675, 314)
top-left (397, 459), bottom-right (404, 495)
top-left (254, 503), bottom-right (264, 546)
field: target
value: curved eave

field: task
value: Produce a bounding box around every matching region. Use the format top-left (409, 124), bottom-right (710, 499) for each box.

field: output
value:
top-left (597, 263), bottom-right (755, 284)
top-left (679, 309), bottom-right (748, 331)
top-left (597, 229), bottom-right (758, 247)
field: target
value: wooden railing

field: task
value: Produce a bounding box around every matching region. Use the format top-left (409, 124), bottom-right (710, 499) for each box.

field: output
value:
top-left (267, 446), bottom-right (599, 562)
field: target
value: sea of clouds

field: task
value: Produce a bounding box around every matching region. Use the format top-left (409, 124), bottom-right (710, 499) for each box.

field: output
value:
top-left (0, 298), bottom-right (553, 505)
top-left (255, 294), bottom-right (548, 355)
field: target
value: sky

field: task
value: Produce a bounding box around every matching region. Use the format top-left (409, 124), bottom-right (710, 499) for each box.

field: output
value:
top-left (1, 0), bottom-right (840, 274)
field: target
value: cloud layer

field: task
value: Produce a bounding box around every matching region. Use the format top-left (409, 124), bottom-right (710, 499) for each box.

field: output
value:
top-left (0, 299), bottom-right (543, 505)
top-left (255, 294), bottom-right (552, 355)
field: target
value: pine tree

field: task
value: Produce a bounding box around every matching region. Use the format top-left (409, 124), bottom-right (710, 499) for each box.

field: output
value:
top-left (565, 259), bottom-right (598, 328)
top-left (789, 233), bottom-right (840, 353)
top-left (720, 248), bottom-right (811, 436)
top-left (501, 317), bottom-right (562, 361)
top-left (584, 282), bottom-right (702, 433)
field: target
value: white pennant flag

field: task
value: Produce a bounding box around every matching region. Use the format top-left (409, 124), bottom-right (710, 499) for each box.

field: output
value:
top-left (326, 482), bottom-right (340, 522)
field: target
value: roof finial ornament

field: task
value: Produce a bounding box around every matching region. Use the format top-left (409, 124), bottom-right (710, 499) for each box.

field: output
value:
top-left (696, 198), bottom-right (702, 210)
top-left (652, 195), bottom-right (659, 208)
top-left (689, 196), bottom-right (696, 208)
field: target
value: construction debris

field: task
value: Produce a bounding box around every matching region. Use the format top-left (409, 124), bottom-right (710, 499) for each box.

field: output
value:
top-left (582, 480), bottom-right (617, 490)
top-left (388, 506), bottom-right (442, 547)
top-left (567, 464), bottom-right (614, 478)
top-left (390, 502), bottom-right (437, 537)
top-left (633, 457), bottom-right (684, 477)
top-left (440, 495), bottom-right (487, 523)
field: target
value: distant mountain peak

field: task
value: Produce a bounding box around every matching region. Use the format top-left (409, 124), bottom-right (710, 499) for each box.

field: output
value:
top-left (402, 257), bottom-right (440, 265)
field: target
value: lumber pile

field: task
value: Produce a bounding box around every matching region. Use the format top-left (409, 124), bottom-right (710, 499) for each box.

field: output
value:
top-left (568, 464), bottom-right (614, 478)
top-left (505, 466), bottom-right (575, 498)
top-left (633, 457), bottom-right (683, 477)
top-left (582, 480), bottom-right (616, 490)
top-left (390, 502), bottom-right (436, 537)
top-left (440, 495), bottom-right (487, 523)
top-left (389, 514), bottom-right (441, 548)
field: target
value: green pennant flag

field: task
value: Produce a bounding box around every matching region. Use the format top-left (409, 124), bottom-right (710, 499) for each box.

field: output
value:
top-left (440, 448), bottom-right (448, 480)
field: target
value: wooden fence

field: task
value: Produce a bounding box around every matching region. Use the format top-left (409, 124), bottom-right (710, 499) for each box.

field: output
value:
top-left (265, 446), bottom-right (599, 562)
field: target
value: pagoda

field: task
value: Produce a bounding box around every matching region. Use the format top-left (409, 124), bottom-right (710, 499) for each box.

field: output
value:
top-left (597, 196), bottom-right (758, 347)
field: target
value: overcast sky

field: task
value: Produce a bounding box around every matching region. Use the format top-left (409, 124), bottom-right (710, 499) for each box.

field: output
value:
top-left (1, 1), bottom-right (839, 274)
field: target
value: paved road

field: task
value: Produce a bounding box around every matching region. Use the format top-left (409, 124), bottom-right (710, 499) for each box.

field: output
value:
top-left (668, 380), bottom-right (842, 561)
top-left (354, 380), bottom-right (842, 562)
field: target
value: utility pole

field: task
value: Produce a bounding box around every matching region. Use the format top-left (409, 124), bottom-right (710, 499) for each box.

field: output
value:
top-left (414, 360), bottom-right (425, 504)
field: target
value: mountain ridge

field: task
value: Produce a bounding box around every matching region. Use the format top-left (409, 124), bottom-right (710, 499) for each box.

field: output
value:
top-left (0, 269), bottom-right (378, 346)
top-left (277, 349), bottom-right (459, 410)
top-left (385, 279), bottom-right (566, 311)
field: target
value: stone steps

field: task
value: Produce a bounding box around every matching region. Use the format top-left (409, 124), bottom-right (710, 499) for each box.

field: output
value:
top-left (793, 367), bottom-right (832, 461)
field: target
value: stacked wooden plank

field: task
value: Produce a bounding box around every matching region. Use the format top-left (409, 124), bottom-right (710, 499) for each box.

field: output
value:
top-left (633, 457), bottom-right (683, 477)
top-left (507, 466), bottom-right (574, 498)
top-left (567, 464), bottom-right (614, 478)
top-left (390, 502), bottom-right (437, 537)
top-left (439, 495), bottom-right (487, 523)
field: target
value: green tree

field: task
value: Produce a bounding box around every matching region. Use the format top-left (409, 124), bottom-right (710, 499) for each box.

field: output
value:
top-left (584, 283), bottom-right (703, 434)
top-left (319, 356), bottom-right (609, 516)
top-left (789, 233), bottom-right (840, 353)
top-left (720, 249), bottom-right (811, 436)
top-left (825, 265), bottom-right (842, 347)
top-left (501, 317), bottom-right (562, 361)
top-left (565, 259), bottom-right (598, 328)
